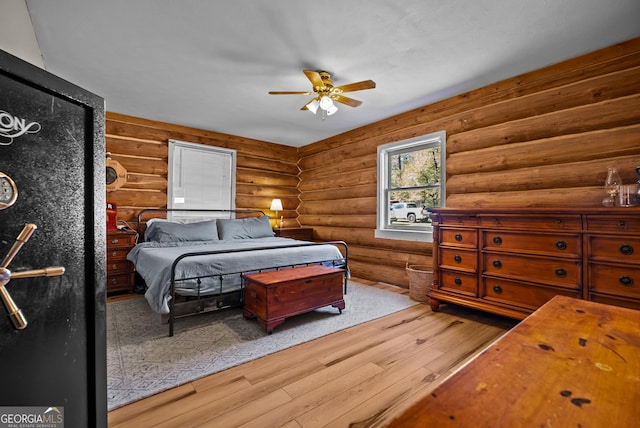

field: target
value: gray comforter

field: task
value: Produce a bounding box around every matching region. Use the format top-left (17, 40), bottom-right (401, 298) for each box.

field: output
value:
top-left (127, 237), bottom-right (345, 314)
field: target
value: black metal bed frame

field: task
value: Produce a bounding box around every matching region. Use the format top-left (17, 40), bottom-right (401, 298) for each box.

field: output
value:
top-left (134, 209), bottom-right (348, 336)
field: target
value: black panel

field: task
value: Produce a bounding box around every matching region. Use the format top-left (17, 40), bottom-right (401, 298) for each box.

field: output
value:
top-left (0, 49), bottom-right (106, 427)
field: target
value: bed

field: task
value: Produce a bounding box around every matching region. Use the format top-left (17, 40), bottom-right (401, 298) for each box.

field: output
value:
top-left (127, 209), bottom-right (348, 336)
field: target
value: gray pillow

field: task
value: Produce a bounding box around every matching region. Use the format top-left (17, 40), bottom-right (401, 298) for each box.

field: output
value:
top-left (217, 216), bottom-right (275, 239)
top-left (145, 219), bottom-right (219, 242)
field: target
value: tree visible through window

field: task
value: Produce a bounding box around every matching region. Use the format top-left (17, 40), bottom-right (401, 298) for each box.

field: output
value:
top-left (389, 144), bottom-right (442, 210)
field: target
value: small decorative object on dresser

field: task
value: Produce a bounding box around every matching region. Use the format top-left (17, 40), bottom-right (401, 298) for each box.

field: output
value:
top-left (273, 227), bottom-right (314, 241)
top-left (429, 207), bottom-right (640, 319)
top-left (106, 229), bottom-right (136, 294)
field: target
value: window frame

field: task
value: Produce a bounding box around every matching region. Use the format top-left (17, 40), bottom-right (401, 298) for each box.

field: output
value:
top-left (375, 130), bottom-right (446, 242)
top-left (167, 139), bottom-right (236, 221)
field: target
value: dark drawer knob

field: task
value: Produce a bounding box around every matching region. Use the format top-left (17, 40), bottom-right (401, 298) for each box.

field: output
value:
top-left (619, 244), bottom-right (634, 256)
top-left (493, 236), bottom-right (502, 245)
top-left (555, 241), bottom-right (567, 250)
top-left (492, 285), bottom-right (503, 294)
top-left (454, 255), bottom-right (462, 263)
top-left (454, 277), bottom-right (462, 286)
top-left (618, 220), bottom-right (627, 229)
top-left (619, 276), bottom-right (634, 287)
top-left (555, 268), bottom-right (567, 278)
top-left (492, 260), bottom-right (502, 269)
top-left (455, 233), bottom-right (463, 241)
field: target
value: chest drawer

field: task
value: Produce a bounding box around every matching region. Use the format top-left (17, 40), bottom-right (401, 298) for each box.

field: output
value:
top-left (439, 270), bottom-right (477, 296)
top-left (588, 263), bottom-right (640, 298)
top-left (483, 252), bottom-right (581, 288)
top-left (482, 277), bottom-right (580, 310)
top-left (479, 214), bottom-right (582, 231)
top-left (107, 259), bottom-right (132, 274)
top-left (440, 228), bottom-right (477, 247)
top-left (107, 247), bottom-right (131, 260)
top-left (587, 236), bottom-right (640, 264)
top-left (439, 247), bottom-right (477, 271)
top-left (436, 213), bottom-right (479, 227)
top-left (107, 232), bottom-right (136, 248)
top-left (585, 215), bottom-right (640, 234)
top-left (483, 231), bottom-right (581, 257)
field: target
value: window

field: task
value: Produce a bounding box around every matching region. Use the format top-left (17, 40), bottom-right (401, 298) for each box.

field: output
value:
top-left (168, 140), bottom-right (236, 220)
top-left (375, 130), bottom-right (446, 242)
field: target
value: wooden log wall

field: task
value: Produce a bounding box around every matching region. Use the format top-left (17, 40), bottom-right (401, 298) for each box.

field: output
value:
top-left (298, 37), bottom-right (640, 288)
top-left (105, 113), bottom-right (299, 228)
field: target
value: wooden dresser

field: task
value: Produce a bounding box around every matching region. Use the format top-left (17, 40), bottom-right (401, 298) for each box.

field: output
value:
top-left (106, 229), bottom-right (136, 294)
top-left (429, 207), bottom-right (640, 319)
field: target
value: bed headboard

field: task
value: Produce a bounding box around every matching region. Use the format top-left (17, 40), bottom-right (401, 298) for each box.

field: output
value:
top-left (135, 208), bottom-right (267, 241)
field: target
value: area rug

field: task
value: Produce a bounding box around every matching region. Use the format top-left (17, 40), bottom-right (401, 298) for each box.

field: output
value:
top-left (107, 281), bottom-right (417, 410)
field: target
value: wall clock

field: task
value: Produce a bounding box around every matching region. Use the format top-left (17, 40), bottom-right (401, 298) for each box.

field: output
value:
top-left (105, 153), bottom-right (127, 191)
top-left (0, 171), bottom-right (18, 210)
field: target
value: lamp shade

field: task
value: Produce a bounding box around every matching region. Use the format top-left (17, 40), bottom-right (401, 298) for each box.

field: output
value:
top-left (270, 198), bottom-right (283, 211)
top-left (319, 95), bottom-right (333, 110)
top-left (306, 99), bottom-right (319, 114)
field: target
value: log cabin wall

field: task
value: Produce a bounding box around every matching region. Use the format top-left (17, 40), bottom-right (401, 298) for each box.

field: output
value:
top-left (298, 37), bottom-right (640, 287)
top-left (105, 112), bottom-right (299, 227)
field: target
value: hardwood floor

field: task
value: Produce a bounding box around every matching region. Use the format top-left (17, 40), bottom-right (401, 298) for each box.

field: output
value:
top-left (107, 279), bottom-right (518, 427)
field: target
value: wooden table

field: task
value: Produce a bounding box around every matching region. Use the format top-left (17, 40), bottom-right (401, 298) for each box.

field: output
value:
top-left (389, 295), bottom-right (640, 427)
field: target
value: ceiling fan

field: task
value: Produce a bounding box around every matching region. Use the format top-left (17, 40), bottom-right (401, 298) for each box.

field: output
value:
top-left (268, 70), bottom-right (376, 116)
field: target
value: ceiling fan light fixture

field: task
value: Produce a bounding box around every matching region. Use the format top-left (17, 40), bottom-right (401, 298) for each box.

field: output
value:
top-left (326, 104), bottom-right (338, 116)
top-left (319, 95), bottom-right (333, 110)
top-left (306, 99), bottom-right (319, 114)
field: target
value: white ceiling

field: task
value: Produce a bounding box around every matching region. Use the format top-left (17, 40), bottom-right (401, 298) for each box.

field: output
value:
top-left (25, 0), bottom-right (640, 147)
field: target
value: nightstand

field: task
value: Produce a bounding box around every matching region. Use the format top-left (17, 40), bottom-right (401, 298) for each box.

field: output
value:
top-left (273, 227), bottom-right (314, 241)
top-left (106, 229), bottom-right (136, 294)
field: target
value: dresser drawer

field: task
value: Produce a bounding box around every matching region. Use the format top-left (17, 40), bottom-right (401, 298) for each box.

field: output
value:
top-left (107, 272), bottom-right (134, 292)
top-left (107, 233), bottom-right (136, 248)
top-left (439, 270), bottom-right (477, 296)
top-left (440, 227), bottom-right (477, 247)
top-left (483, 231), bottom-right (581, 257)
top-left (585, 215), bottom-right (640, 234)
top-left (435, 213), bottom-right (479, 227)
top-left (482, 277), bottom-right (579, 310)
top-left (107, 247), bottom-right (131, 260)
top-left (587, 235), bottom-right (640, 264)
top-left (108, 259), bottom-right (133, 274)
top-left (439, 247), bottom-right (477, 271)
top-left (479, 214), bottom-right (582, 231)
top-left (589, 293), bottom-right (640, 311)
top-left (483, 253), bottom-right (581, 288)
top-left (588, 263), bottom-right (640, 298)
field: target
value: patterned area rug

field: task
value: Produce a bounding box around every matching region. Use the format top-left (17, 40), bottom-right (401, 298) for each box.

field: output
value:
top-left (107, 281), bottom-right (417, 410)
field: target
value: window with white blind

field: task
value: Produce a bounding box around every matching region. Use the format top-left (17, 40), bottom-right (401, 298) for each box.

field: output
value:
top-left (168, 140), bottom-right (236, 220)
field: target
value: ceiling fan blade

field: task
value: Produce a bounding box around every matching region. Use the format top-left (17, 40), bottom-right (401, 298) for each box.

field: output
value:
top-left (334, 79), bottom-right (376, 93)
top-left (332, 94), bottom-right (363, 107)
top-left (268, 91), bottom-right (313, 95)
top-left (303, 70), bottom-right (324, 88)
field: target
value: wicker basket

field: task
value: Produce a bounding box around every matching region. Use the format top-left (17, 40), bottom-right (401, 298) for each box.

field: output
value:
top-left (406, 263), bottom-right (433, 302)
